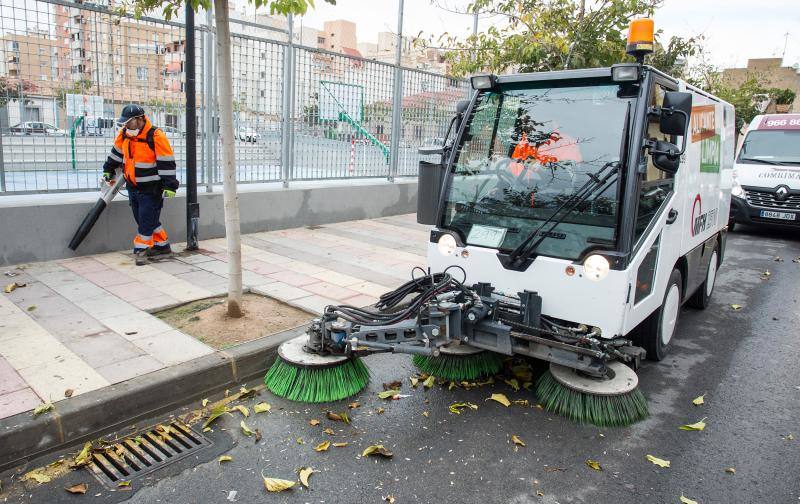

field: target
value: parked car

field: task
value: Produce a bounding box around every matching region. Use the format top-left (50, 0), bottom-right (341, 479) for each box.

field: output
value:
top-left (9, 122), bottom-right (66, 136)
top-left (160, 125), bottom-right (182, 137)
top-left (237, 127), bottom-right (260, 143)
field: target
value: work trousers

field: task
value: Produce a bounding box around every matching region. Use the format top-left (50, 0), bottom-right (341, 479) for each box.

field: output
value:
top-left (129, 189), bottom-right (169, 252)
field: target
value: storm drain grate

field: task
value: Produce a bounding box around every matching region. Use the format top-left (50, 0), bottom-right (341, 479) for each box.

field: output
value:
top-left (86, 421), bottom-right (211, 488)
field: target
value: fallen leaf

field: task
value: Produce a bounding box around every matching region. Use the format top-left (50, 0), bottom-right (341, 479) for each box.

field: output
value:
top-left (65, 482), bottom-right (88, 494)
top-left (523, 381), bottom-right (532, 390)
top-left (296, 437), bottom-right (305, 445)
top-left (323, 428), bottom-right (335, 435)
top-left (73, 442), bottom-right (93, 467)
top-left (504, 378), bottom-right (520, 391)
top-left (309, 419), bottom-right (320, 426)
top-left (232, 405), bottom-right (250, 417)
top-left (488, 393), bottom-right (511, 407)
top-left (203, 405), bottom-right (231, 429)
top-left (646, 454), bottom-right (670, 468)
top-left (585, 460), bottom-right (601, 471)
top-left (378, 389), bottom-right (400, 399)
top-left (332, 442), bottom-right (349, 447)
top-left (731, 304), bottom-right (742, 311)
top-left (4, 282), bottom-right (18, 293)
top-left (32, 402), bottom-right (54, 416)
top-left (203, 427), bottom-right (211, 432)
top-left (201, 398), bottom-right (209, 407)
top-left (262, 476), bottom-right (295, 492)
top-left (255, 429), bottom-right (262, 443)
top-left (218, 455), bottom-right (233, 464)
top-left (362, 444), bottom-right (393, 458)
top-left (24, 469), bottom-right (51, 484)
top-left (326, 411), bottom-right (350, 424)
top-left (348, 401), bottom-right (360, 409)
top-left (423, 375), bottom-right (435, 389)
top-left (511, 435), bottom-right (525, 447)
top-left (240, 420), bottom-right (255, 436)
top-left (725, 467), bottom-right (736, 474)
top-left (680, 496), bottom-right (698, 504)
top-left (117, 481), bottom-right (131, 488)
top-left (64, 389), bottom-right (74, 398)
top-left (314, 441), bottom-right (331, 452)
top-left (513, 399), bottom-right (530, 407)
top-left (238, 386), bottom-right (257, 399)
top-left (512, 364), bottom-right (533, 382)
top-left (299, 467), bottom-right (314, 488)
top-left (410, 377), bottom-right (419, 387)
top-left (383, 380), bottom-right (402, 390)
top-left (27, 305), bottom-right (36, 311)
top-left (253, 402), bottom-right (271, 414)
top-left (448, 402), bottom-right (478, 415)
top-left (385, 495), bottom-right (396, 503)
top-left (422, 411), bottom-right (429, 418)
top-left (679, 418), bottom-right (707, 431)
top-left (448, 381), bottom-right (457, 391)
top-left (376, 407), bottom-right (385, 414)
top-left (774, 256), bottom-right (783, 262)
top-left (692, 394), bottom-right (705, 406)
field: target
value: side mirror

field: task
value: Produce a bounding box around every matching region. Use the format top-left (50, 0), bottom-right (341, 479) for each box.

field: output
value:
top-left (418, 145), bottom-right (444, 156)
top-left (650, 140), bottom-right (681, 174)
top-left (659, 91), bottom-right (692, 137)
top-left (454, 99), bottom-right (470, 132)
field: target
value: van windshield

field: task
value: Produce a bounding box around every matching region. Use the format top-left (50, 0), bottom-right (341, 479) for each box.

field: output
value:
top-left (738, 130), bottom-right (800, 166)
top-left (441, 81), bottom-right (633, 260)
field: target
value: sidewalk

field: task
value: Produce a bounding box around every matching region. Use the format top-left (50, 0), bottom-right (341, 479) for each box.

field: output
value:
top-left (0, 213), bottom-right (428, 420)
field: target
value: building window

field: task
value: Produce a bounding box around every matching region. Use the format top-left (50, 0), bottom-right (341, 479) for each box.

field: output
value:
top-left (136, 67), bottom-right (148, 80)
top-left (317, 36), bottom-right (325, 44)
top-left (260, 71), bottom-right (266, 79)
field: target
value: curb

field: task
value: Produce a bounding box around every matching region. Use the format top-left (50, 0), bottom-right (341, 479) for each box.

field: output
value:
top-left (0, 326), bottom-right (304, 472)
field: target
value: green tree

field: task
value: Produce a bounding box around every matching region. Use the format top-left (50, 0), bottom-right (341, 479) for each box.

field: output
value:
top-left (707, 75), bottom-right (765, 132)
top-left (119, 0), bottom-right (334, 317)
top-left (767, 87), bottom-right (796, 105)
top-left (0, 77), bottom-right (38, 107)
top-left (55, 78), bottom-right (93, 109)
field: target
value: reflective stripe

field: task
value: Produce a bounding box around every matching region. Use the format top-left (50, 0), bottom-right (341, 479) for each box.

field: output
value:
top-left (136, 234), bottom-right (153, 241)
top-left (153, 225), bottom-right (165, 234)
top-left (156, 155), bottom-right (175, 161)
top-left (111, 145), bottom-right (123, 156)
top-left (135, 175), bottom-right (161, 183)
top-left (154, 240), bottom-right (170, 246)
top-left (108, 152), bottom-right (123, 163)
top-left (135, 162), bottom-right (157, 169)
top-left (158, 170), bottom-right (177, 176)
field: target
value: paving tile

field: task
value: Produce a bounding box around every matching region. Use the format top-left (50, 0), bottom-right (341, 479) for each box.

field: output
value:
top-left (303, 281), bottom-right (360, 302)
top-left (310, 269), bottom-right (363, 287)
top-left (174, 270), bottom-right (228, 289)
top-left (0, 356), bottom-right (28, 395)
top-left (282, 261), bottom-right (327, 275)
top-left (33, 310), bottom-right (109, 342)
top-left (100, 311), bottom-right (174, 340)
top-left (290, 295), bottom-right (339, 315)
top-left (94, 355), bottom-right (165, 384)
top-left (242, 270), bottom-right (271, 287)
top-left (149, 260), bottom-right (201, 276)
top-left (251, 283), bottom-right (311, 302)
top-left (73, 294), bottom-right (139, 320)
top-left (0, 388), bottom-right (42, 419)
top-left (342, 294), bottom-right (379, 308)
top-left (348, 281), bottom-right (391, 298)
top-left (59, 258), bottom-right (110, 274)
top-left (18, 360), bottom-right (108, 401)
top-left (267, 270), bottom-right (319, 287)
top-left (80, 269), bottom-right (135, 287)
top-left (133, 330), bottom-right (214, 366)
top-left (21, 261), bottom-right (67, 276)
top-left (62, 331), bottom-right (145, 369)
top-left (132, 295), bottom-right (180, 312)
top-left (196, 260), bottom-right (229, 276)
top-left (242, 260), bottom-right (284, 276)
top-left (176, 253), bottom-right (217, 265)
top-left (39, 273), bottom-right (109, 300)
top-left (103, 282), bottom-right (160, 303)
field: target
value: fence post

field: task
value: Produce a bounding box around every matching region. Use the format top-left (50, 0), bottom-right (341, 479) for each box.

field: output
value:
top-left (0, 129), bottom-right (5, 193)
top-left (185, 2), bottom-right (199, 250)
top-left (203, 7), bottom-right (214, 193)
top-left (388, 0), bottom-right (404, 182)
top-left (280, 14), bottom-right (295, 188)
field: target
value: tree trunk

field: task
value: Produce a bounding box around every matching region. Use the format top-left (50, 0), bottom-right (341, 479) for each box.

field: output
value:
top-left (213, 0), bottom-right (243, 318)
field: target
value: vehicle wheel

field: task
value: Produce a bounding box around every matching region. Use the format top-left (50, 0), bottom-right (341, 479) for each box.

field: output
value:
top-left (687, 243), bottom-right (719, 309)
top-left (641, 268), bottom-right (682, 361)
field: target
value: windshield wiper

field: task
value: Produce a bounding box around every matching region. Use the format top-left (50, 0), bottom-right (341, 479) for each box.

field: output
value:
top-left (503, 102), bottom-right (631, 269)
top-left (739, 157), bottom-right (782, 165)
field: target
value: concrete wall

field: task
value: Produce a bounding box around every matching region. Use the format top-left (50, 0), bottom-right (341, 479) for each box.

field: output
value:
top-left (0, 178), bottom-right (418, 266)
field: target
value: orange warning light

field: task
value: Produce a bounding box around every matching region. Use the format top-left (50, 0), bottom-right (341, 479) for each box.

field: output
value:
top-left (626, 18), bottom-right (654, 60)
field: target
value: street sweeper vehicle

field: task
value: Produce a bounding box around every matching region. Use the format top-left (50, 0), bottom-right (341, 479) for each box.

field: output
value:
top-left (265, 19), bottom-right (735, 427)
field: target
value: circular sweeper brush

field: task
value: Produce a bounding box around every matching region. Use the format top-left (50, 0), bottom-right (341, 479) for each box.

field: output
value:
top-left (536, 361), bottom-right (648, 427)
top-left (264, 335), bottom-right (369, 403)
top-left (412, 342), bottom-right (503, 382)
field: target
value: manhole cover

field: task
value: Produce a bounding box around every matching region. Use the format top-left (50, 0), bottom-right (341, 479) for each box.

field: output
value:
top-left (86, 421), bottom-right (211, 488)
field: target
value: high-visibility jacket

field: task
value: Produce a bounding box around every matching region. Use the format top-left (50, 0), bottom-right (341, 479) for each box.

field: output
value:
top-left (103, 117), bottom-right (179, 193)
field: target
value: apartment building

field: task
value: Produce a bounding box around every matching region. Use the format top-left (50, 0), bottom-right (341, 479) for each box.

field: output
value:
top-left (722, 58), bottom-right (800, 113)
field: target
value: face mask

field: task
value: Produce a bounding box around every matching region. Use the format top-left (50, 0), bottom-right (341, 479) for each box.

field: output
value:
top-left (125, 128), bottom-right (140, 137)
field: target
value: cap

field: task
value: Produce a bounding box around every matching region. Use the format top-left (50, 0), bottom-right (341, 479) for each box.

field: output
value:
top-left (116, 104), bottom-right (146, 126)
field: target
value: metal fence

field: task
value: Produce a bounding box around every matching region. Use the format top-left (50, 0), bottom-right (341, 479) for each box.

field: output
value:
top-left (0, 0), bottom-right (469, 194)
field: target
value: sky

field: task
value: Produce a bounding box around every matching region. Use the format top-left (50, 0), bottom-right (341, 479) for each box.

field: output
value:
top-left (288, 0), bottom-right (800, 69)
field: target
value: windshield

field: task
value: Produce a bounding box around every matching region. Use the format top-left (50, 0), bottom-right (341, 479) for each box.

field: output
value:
top-left (738, 130), bottom-right (800, 165)
top-left (441, 81), bottom-right (633, 260)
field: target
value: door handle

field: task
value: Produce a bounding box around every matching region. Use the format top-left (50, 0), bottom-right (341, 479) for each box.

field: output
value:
top-left (666, 209), bottom-right (678, 224)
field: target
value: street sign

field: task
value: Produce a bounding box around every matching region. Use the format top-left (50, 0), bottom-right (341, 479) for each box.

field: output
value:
top-left (66, 93), bottom-right (104, 117)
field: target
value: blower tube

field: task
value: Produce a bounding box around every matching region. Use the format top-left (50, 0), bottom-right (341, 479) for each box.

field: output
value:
top-left (68, 175), bottom-right (125, 251)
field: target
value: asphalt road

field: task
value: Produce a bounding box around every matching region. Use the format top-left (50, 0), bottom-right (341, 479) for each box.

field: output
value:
top-left (3, 225), bottom-right (799, 504)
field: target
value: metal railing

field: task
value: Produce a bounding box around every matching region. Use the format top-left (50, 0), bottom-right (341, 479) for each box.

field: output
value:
top-left (0, 0), bottom-right (469, 194)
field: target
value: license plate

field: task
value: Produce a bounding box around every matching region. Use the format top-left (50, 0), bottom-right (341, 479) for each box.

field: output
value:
top-left (467, 225), bottom-right (507, 248)
top-left (760, 210), bottom-right (796, 221)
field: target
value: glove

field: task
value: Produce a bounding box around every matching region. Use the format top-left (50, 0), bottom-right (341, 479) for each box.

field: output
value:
top-left (102, 172), bottom-right (112, 182)
top-left (162, 189), bottom-right (176, 198)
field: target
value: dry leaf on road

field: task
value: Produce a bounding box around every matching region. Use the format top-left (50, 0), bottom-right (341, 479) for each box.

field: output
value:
top-left (218, 455), bottom-right (233, 464)
top-left (679, 495), bottom-right (698, 504)
top-left (203, 405), bottom-right (231, 429)
top-left (326, 411), bottom-right (350, 424)
top-left (511, 435), bottom-right (525, 447)
top-left (32, 402), bottom-right (54, 417)
top-left (679, 418), bottom-right (707, 431)
top-left (378, 389), bottom-right (399, 399)
top-left (725, 467), bottom-right (736, 474)
top-left (448, 402), bottom-right (478, 415)
top-left (314, 441), bottom-right (331, 452)
top-left (262, 476), bottom-right (295, 492)
top-left (240, 420), bottom-right (255, 436)
top-left (504, 378), bottom-right (520, 391)
top-left (646, 454), bottom-right (670, 468)
top-left (488, 393), bottom-right (511, 407)
top-left (64, 389), bottom-right (74, 398)
top-left (423, 375), bottom-right (436, 389)
top-left (692, 394), bottom-right (705, 406)
top-left (332, 442), bottom-right (348, 447)
top-left (253, 402), bottom-right (271, 414)
top-left (73, 442), bottom-right (93, 467)
top-left (65, 482), bottom-right (88, 494)
top-left (232, 405), bottom-right (249, 417)
top-left (299, 467), bottom-right (314, 488)
top-left (362, 444), bottom-right (393, 458)
top-left (731, 304), bottom-right (743, 311)
top-left (585, 460), bottom-right (601, 471)
top-left (348, 402), bottom-right (360, 409)
top-left (323, 428), bottom-right (335, 435)
top-left (309, 419), bottom-right (320, 426)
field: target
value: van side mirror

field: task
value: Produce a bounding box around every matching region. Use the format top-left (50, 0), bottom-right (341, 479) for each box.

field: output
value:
top-left (650, 140), bottom-right (681, 174)
top-left (659, 91), bottom-right (692, 138)
top-left (419, 99), bottom-right (471, 157)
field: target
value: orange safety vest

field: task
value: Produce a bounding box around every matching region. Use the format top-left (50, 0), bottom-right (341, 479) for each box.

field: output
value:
top-left (113, 117), bottom-right (175, 189)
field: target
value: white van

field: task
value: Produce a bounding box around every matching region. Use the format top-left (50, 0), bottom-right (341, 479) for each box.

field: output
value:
top-left (730, 113), bottom-right (800, 229)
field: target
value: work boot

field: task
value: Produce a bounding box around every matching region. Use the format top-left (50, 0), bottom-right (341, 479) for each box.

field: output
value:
top-left (146, 245), bottom-right (172, 259)
top-left (134, 250), bottom-right (148, 266)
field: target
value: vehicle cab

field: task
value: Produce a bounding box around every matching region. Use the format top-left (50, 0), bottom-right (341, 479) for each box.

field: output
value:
top-left (730, 114), bottom-right (800, 229)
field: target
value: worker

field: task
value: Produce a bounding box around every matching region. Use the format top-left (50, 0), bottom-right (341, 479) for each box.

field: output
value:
top-left (102, 104), bottom-right (179, 266)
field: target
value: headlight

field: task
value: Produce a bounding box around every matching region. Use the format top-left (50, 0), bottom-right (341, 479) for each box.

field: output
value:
top-left (583, 254), bottom-right (610, 281)
top-left (437, 233), bottom-right (457, 256)
top-left (731, 180), bottom-right (745, 198)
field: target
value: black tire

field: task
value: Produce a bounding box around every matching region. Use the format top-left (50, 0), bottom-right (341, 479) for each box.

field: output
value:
top-left (687, 242), bottom-right (719, 309)
top-left (641, 268), bottom-right (683, 362)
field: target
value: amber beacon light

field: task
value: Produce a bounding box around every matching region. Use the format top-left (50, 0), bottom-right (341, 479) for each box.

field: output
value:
top-left (626, 18), bottom-right (654, 62)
